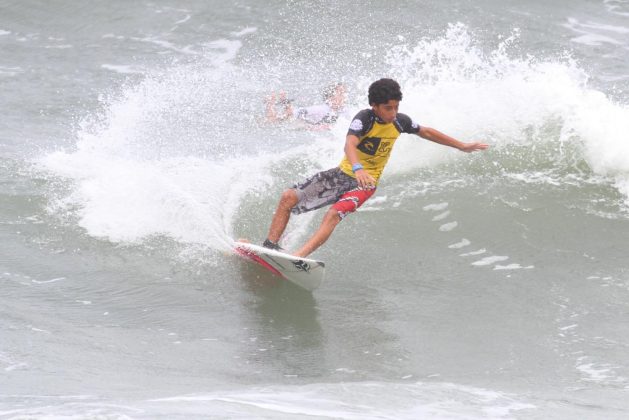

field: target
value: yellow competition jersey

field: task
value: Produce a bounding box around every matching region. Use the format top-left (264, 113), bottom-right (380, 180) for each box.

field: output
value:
top-left (339, 109), bottom-right (421, 182)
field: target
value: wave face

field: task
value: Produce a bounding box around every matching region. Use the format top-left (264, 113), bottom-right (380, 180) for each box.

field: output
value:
top-left (38, 23), bottom-right (629, 256)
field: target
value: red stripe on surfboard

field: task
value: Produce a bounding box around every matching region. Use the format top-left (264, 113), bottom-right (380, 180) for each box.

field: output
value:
top-left (235, 247), bottom-right (284, 278)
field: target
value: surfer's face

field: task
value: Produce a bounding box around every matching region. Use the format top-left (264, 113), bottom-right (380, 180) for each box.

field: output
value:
top-left (372, 99), bottom-right (399, 123)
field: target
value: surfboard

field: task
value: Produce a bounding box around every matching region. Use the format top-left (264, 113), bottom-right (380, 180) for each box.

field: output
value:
top-left (233, 241), bottom-right (325, 292)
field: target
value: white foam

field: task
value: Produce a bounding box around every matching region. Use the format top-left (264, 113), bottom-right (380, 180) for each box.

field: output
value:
top-left (576, 360), bottom-right (620, 383)
top-left (604, 0), bottom-right (629, 16)
top-left (39, 56), bottom-right (259, 254)
top-left (381, 23), bottom-right (629, 205)
top-left (439, 221), bottom-right (458, 232)
top-left (562, 17), bottom-right (626, 45)
top-left (132, 36), bottom-right (199, 55)
top-left (576, 21), bottom-right (629, 34)
top-left (101, 64), bottom-right (145, 75)
top-left (432, 211), bottom-right (451, 221)
top-left (41, 151), bottom-right (262, 251)
top-left (559, 324), bottom-right (578, 331)
top-left (0, 66), bottom-right (21, 77)
top-left (231, 27), bottom-right (257, 37)
top-left (203, 39), bottom-right (243, 65)
top-left (570, 34), bottom-right (622, 46)
top-left (38, 46), bottom-right (342, 257)
top-left (5, 362), bottom-right (28, 371)
top-left (449, 238), bottom-right (471, 249)
top-left (493, 264), bottom-right (534, 270)
top-left (472, 256), bottom-right (509, 266)
top-left (31, 327), bottom-right (51, 334)
top-left (423, 202), bottom-right (449, 211)
top-left (364, 196), bottom-right (388, 206)
top-left (173, 14), bottom-right (191, 25)
top-left (102, 33), bottom-right (125, 40)
top-left (1, 352), bottom-right (28, 372)
top-left (44, 44), bottom-right (73, 49)
top-left (0, 29), bottom-right (10, 36)
top-left (150, 381), bottom-right (535, 419)
top-left (461, 248), bottom-right (486, 257)
top-left (31, 277), bottom-right (66, 284)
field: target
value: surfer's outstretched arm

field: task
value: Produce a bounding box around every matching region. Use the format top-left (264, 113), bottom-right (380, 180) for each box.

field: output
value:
top-left (418, 126), bottom-right (489, 152)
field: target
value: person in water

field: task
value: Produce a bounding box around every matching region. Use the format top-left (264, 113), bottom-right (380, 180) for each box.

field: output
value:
top-left (263, 78), bottom-right (489, 257)
top-left (265, 82), bottom-right (347, 128)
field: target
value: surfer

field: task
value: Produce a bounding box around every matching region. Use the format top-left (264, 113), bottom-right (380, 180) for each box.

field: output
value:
top-left (265, 82), bottom-right (347, 128)
top-left (263, 78), bottom-right (489, 257)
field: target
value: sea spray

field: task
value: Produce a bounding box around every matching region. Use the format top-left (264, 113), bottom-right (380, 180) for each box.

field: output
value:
top-left (38, 23), bottom-right (629, 258)
top-left (382, 24), bottom-right (629, 209)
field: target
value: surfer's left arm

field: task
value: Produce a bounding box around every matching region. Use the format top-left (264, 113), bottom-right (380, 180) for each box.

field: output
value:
top-left (418, 126), bottom-right (489, 153)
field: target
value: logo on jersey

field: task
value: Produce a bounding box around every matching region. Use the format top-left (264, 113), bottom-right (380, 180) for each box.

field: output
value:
top-left (357, 137), bottom-right (381, 155)
top-left (378, 141), bottom-right (392, 154)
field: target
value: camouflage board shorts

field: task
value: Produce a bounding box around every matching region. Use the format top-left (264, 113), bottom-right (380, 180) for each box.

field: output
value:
top-left (291, 167), bottom-right (376, 219)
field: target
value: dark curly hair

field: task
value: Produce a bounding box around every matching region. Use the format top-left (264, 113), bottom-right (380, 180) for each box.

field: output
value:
top-left (368, 78), bottom-right (402, 105)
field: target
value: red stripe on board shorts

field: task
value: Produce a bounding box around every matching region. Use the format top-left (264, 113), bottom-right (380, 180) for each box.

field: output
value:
top-left (332, 187), bottom-right (376, 219)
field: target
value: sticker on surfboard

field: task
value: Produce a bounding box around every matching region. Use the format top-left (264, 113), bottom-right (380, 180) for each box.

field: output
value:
top-left (233, 241), bottom-right (325, 292)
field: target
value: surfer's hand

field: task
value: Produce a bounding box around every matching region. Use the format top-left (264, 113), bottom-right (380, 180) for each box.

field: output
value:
top-left (355, 169), bottom-right (376, 190)
top-left (459, 142), bottom-right (489, 153)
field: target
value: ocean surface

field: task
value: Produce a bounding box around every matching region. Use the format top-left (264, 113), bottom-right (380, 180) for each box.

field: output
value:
top-left (2, 0), bottom-right (629, 418)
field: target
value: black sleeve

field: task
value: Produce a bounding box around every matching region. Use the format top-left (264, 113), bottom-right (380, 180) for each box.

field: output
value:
top-left (346, 109), bottom-right (373, 137)
top-left (396, 113), bottom-right (421, 134)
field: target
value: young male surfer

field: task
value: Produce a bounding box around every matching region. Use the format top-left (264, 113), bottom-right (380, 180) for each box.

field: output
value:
top-left (263, 78), bottom-right (489, 258)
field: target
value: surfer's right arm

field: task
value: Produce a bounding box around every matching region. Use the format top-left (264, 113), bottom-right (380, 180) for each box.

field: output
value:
top-left (344, 134), bottom-right (376, 189)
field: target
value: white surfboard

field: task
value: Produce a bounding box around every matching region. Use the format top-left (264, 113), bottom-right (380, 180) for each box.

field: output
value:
top-left (233, 241), bottom-right (325, 292)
